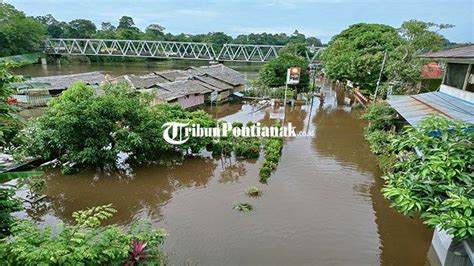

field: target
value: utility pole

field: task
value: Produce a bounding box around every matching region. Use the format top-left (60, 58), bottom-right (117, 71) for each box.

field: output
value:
top-left (374, 50), bottom-right (388, 100)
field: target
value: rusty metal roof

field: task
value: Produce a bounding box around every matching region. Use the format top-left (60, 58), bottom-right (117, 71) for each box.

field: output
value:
top-left (387, 92), bottom-right (474, 126)
top-left (420, 45), bottom-right (474, 59)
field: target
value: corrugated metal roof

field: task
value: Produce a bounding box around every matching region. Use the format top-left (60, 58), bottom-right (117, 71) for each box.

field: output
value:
top-left (387, 91), bottom-right (474, 126)
top-left (155, 70), bottom-right (189, 82)
top-left (31, 72), bottom-right (105, 90)
top-left (186, 64), bottom-right (245, 86)
top-left (193, 75), bottom-right (233, 92)
top-left (125, 74), bottom-right (168, 89)
top-left (421, 45), bottom-right (474, 59)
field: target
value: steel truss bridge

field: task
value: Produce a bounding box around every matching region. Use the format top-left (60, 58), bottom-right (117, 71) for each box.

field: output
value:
top-left (44, 38), bottom-right (324, 63)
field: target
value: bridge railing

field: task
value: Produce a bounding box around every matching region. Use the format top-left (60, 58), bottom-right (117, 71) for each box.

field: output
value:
top-left (44, 38), bottom-right (324, 63)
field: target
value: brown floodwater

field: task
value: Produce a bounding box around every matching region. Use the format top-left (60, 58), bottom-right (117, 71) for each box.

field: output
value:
top-left (13, 60), bottom-right (260, 80)
top-left (17, 79), bottom-right (434, 265)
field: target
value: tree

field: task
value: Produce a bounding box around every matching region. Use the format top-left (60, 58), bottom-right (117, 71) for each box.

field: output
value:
top-left (18, 82), bottom-right (215, 172)
top-left (259, 52), bottom-right (309, 90)
top-left (306, 37), bottom-right (323, 47)
top-left (118, 16), bottom-right (136, 30)
top-left (399, 20), bottom-right (452, 52)
top-left (144, 24), bottom-right (165, 40)
top-left (320, 23), bottom-right (404, 93)
top-left (64, 19), bottom-right (97, 38)
top-left (278, 42), bottom-right (308, 57)
top-left (0, 4), bottom-right (45, 56)
top-left (101, 22), bottom-right (116, 31)
top-left (35, 14), bottom-right (67, 38)
top-left (383, 20), bottom-right (453, 94)
top-left (0, 63), bottom-right (23, 148)
top-left (204, 32), bottom-right (233, 50)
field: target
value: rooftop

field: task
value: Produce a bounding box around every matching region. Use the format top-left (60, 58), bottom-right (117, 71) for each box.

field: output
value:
top-left (420, 45), bottom-right (474, 60)
top-left (387, 91), bottom-right (474, 126)
top-left (153, 79), bottom-right (212, 100)
top-left (155, 70), bottom-right (189, 82)
top-left (125, 74), bottom-right (168, 89)
top-left (31, 71), bottom-right (105, 90)
top-left (186, 64), bottom-right (245, 86)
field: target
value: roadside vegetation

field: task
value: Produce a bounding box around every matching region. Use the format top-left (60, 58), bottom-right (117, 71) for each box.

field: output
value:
top-left (0, 204), bottom-right (167, 264)
top-left (259, 136), bottom-right (284, 183)
top-left (362, 104), bottom-right (473, 240)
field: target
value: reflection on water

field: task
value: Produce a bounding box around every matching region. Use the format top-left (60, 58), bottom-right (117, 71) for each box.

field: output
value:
top-left (14, 61), bottom-right (261, 79)
top-left (20, 81), bottom-right (433, 265)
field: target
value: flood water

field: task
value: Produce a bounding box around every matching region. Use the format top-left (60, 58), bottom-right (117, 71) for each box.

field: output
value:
top-left (17, 78), bottom-right (434, 265)
top-left (13, 60), bottom-right (261, 80)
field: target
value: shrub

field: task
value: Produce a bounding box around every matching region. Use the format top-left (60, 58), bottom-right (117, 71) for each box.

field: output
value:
top-left (246, 186), bottom-right (260, 197)
top-left (233, 203), bottom-right (254, 212)
top-left (259, 166), bottom-right (272, 183)
top-left (361, 102), bottom-right (398, 133)
top-left (0, 205), bottom-right (167, 264)
top-left (366, 130), bottom-right (395, 154)
top-left (381, 116), bottom-right (473, 240)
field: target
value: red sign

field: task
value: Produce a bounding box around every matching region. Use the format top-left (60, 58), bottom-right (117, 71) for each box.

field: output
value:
top-left (287, 67), bottom-right (301, 84)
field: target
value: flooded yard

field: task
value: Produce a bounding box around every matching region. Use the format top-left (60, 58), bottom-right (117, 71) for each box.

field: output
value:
top-left (18, 82), bottom-right (434, 265)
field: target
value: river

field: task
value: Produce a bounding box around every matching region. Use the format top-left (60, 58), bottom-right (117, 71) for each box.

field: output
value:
top-left (15, 63), bottom-right (433, 265)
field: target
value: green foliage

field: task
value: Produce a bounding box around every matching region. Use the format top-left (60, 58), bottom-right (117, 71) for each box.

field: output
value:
top-left (246, 186), bottom-right (260, 197)
top-left (0, 205), bottom-right (167, 264)
top-left (17, 81), bottom-right (214, 171)
top-left (0, 170), bottom-right (44, 183)
top-left (233, 203), bottom-right (254, 212)
top-left (0, 63), bottom-right (24, 148)
top-left (234, 137), bottom-right (260, 159)
top-left (321, 21), bottom-right (452, 95)
top-left (0, 4), bottom-right (45, 57)
top-left (321, 23), bottom-right (403, 92)
top-left (361, 102), bottom-right (398, 133)
top-left (259, 137), bottom-right (284, 183)
top-left (399, 20), bottom-right (452, 52)
top-left (380, 116), bottom-right (473, 240)
top-left (0, 170), bottom-right (44, 237)
top-left (365, 130), bottom-right (395, 155)
top-left (259, 49), bottom-right (309, 90)
top-left (0, 188), bottom-right (22, 238)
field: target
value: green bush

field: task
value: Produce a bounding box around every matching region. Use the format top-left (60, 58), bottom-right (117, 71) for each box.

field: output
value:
top-left (258, 137), bottom-right (284, 183)
top-left (0, 205), bottom-right (167, 264)
top-left (361, 102), bottom-right (398, 133)
top-left (366, 129), bottom-right (395, 154)
top-left (234, 138), bottom-right (260, 159)
top-left (381, 116), bottom-right (473, 240)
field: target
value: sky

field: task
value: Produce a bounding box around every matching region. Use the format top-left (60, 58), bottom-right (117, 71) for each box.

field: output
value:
top-left (5, 0), bottom-right (474, 44)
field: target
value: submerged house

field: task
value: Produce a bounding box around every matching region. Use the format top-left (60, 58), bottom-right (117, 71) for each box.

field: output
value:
top-left (12, 72), bottom-right (105, 107)
top-left (122, 74), bottom-right (168, 89)
top-left (154, 70), bottom-right (189, 82)
top-left (148, 79), bottom-right (212, 109)
top-left (186, 64), bottom-right (246, 92)
top-left (387, 45), bottom-right (474, 266)
top-left (192, 75), bottom-right (234, 102)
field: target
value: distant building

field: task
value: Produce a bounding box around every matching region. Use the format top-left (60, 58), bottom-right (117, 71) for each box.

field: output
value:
top-left (11, 72), bottom-right (105, 107)
top-left (146, 79), bottom-right (212, 109)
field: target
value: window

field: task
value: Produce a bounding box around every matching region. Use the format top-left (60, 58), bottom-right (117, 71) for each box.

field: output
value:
top-left (443, 63), bottom-right (469, 89)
